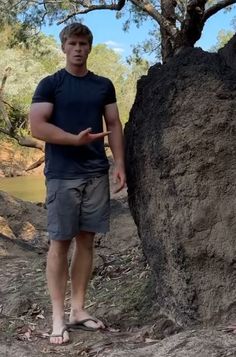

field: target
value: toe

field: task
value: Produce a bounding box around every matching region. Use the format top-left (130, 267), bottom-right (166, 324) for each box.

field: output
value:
top-left (97, 320), bottom-right (105, 329)
top-left (50, 329), bottom-right (69, 344)
top-left (63, 330), bottom-right (69, 342)
top-left (50, 336), bottom-right (62, 344)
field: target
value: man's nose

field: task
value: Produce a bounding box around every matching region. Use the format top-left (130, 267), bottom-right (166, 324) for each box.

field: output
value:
top-left (75, 44), bottom-right (82, 51)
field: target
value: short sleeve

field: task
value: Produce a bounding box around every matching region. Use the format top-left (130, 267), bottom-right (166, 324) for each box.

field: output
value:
top-left (104, 79), bottom-right (116, 105)
top-left (32, 76), bottom-right (55, 104)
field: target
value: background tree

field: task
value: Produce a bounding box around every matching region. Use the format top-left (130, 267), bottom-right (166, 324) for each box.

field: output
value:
top-left (0, 24), bottom-right (63, 155)
top-left (1, 0), bottom-right (235, 62)
top-left (0, 23), bottom-right (147, 169)
top-left (210, 28), bottom-right (234, 51)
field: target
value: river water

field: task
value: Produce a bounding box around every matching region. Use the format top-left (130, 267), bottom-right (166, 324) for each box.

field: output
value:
top-left (0, 175), bottom-right (46, 202)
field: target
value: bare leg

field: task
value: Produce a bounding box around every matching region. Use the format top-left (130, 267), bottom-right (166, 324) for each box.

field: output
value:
top-left (46, 239), bottom-right (71, 344)
top-left (70, 231), bottom-right (104, 329)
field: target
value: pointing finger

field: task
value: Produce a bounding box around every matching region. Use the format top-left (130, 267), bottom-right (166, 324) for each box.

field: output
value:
top-left (81, 127), bottom-right (92, 134)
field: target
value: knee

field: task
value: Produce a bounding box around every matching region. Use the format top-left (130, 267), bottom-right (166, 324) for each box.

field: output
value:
top-left (48, 240), bottom-right (70, 259)
top-left (76, 232), bottom-right (94, 251)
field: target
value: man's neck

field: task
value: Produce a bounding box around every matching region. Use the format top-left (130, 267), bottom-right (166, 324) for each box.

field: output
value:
top-left (65, 64), bottom-right (88, 77)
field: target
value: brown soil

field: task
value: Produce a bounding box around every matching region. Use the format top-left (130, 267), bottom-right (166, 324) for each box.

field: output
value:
top-left (0, 181), bottom-right (166, 357)
top-left (0, 140), bottom-right (43, 177)
top-left (1, 159), bottom-right (236, 356)
top-left (1, 189), bottom-right (236, 357)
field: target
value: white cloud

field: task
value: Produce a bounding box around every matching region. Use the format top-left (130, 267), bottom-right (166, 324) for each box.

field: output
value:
top-left (104, 40), bottom-right (125, 54)
top-left (105, 40), bottom-right (120, 46)
top-left (113, 47), bottom-right (125, 53)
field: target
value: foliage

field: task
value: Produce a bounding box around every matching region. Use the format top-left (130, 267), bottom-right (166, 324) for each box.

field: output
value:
top-left (210, 29), bottom-right (234, 51)
top-left (128, 27), bottom-right (162, 64)
top-left (89, 44), bottom-right (149, 123)
top-left (0, 26), bottom-right (63, 136)
top-left (89, 45), bottom-right (130, 123)
top-left (0, 22), bottom-right (62, 135)
top-left (0, 23), bottom-right (147, 139)
top-left (1, 0), bottom-right (236, 61)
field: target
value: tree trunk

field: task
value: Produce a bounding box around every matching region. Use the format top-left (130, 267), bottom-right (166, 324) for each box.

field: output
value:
top-left (178, 0), bottom-right (206, 49)
top-left (161, 0), bottom-right (206, 61)
top-left (125, 35), bottom-right (236, 326)
top-left (160, 0), bottom-right (176, 61)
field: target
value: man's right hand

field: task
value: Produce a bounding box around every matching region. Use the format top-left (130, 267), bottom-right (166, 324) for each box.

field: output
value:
top-left (30, 103), bottom-right (110, 146)
top-left (75, 128), bottom-right (111, 146)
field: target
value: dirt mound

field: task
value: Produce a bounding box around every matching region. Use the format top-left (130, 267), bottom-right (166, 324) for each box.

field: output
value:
top-left (125, 36), bottom-right (236, 326)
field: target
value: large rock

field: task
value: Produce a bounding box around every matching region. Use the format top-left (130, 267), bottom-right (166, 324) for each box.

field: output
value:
top-left (125, 35), bottom-right (236, 326)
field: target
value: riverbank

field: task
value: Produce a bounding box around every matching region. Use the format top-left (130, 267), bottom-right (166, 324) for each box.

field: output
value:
top-left (0, 139), bottom-right (43, 177)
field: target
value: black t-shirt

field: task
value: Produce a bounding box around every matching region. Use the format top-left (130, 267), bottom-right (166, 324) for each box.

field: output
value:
top-left (32, 69), bottom-right (116, 179)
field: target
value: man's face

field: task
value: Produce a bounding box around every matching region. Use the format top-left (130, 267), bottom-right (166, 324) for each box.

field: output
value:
top-left (62, 35), bottom-right (91, 66)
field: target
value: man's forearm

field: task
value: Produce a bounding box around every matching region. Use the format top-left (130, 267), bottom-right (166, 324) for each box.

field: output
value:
top-left (107, 121), bottom-right (125, 167)
top-left (31, 121), bottom-right (78, 145)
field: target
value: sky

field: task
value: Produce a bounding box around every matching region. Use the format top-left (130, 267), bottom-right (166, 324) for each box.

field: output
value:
top-left (42, 6), bottom-right (236, 62)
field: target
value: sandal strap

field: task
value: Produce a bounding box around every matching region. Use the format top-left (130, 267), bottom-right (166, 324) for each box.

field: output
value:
top-left (50, 326), bottom-right (68, 338)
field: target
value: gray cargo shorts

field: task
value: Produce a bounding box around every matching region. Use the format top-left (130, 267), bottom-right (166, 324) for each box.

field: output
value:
top-left (46, 174), bottom-right (110, 240)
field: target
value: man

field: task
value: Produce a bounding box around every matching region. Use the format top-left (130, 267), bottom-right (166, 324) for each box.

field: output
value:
top-left (29, 23), bottom-right (126, 345)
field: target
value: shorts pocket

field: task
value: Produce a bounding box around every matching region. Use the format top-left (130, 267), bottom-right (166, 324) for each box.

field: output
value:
top-left (46, 192), bottom-right (56, 207)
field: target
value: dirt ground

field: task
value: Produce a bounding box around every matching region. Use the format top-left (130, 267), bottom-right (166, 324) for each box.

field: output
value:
top-left (0, 183), bottom-right (167, 357)
top-left (1, 162), bottom-right (236, 356)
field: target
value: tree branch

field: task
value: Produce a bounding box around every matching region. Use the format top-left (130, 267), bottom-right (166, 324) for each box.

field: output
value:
top-left (0, 126), bottom-right (45, 151)
top-left (186, 0), bottom-right (207, 14)
top-left (26, 155), bottom-right (45, 171)
top-left (130, 0), bottom-right (178, 37)
top-left (177, 0), bottom-right (187, 16)
top-left (0, 67), bottom-right (13, 131)
top-left (0, 66), bottom-right (44, 152)
top-left (0, 67), bottom-right (12, 93)
top-left (203, 0), bottom-right (236, 23)
top-left (17, 136), bottom-right (45, 151)
top-left (57, 0), bottom-right (126, 24)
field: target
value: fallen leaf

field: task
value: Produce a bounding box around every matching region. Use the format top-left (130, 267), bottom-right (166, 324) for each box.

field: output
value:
top-left (85, 302), bottom-right (96, 309)
top-left (106, 327), bottom-right (120, 333)
top-left (40, 332), bottom-right (50, 338)
top-left (36, 314), bottom-right (45, 319)
top-left (24, 330), bottom-right (31, 340)
top-left (145, 338), bottom-right (158, 343)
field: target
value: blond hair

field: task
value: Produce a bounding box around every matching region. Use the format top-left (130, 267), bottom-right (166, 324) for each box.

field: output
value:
top-left (59, 23), bottom-right (93, 46)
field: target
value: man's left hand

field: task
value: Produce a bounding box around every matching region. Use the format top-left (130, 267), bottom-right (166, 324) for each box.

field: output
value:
top-left (113, 164), bottom-right (126, 193)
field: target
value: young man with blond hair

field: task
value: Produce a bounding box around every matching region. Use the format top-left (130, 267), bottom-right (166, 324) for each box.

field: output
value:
top-left (30, 23), bottom-right (126, 345)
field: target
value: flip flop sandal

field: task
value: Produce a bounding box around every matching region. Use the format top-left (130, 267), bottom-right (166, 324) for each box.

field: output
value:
top-left (66, 318), bottom-right (102, 332)
top-left (50, 326), bottom-right (69, 344)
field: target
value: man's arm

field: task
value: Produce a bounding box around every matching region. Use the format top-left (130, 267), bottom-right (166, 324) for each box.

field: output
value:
top-left (104, 103), bottom-right (126, 193)
top-left (29, 102), bottom-right (110, 146)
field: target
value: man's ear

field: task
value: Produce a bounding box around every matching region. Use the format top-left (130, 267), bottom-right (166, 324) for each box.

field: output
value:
top-left (61, 44), bottom-right (65, 53)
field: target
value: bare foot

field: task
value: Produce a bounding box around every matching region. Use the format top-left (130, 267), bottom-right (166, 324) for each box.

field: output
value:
top-left (50, 319), bottom-right (70, 344)
top-left (69, 309), bottom-right (105, 329)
